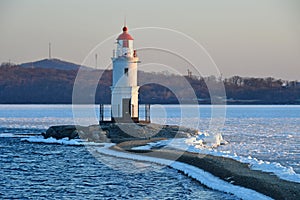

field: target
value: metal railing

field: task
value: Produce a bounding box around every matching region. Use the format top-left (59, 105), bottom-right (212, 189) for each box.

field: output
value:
top-left (99, 104), bottom-right (151, 123)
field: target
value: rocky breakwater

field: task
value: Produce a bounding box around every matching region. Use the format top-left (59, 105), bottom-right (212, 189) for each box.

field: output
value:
top-left (42, 125), bottom-right (110, 143)
top-left (42, 123), bottom-right (199, 143)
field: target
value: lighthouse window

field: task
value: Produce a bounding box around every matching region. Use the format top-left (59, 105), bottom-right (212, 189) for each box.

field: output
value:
top-left (124, 68), bottom-right (128, 76)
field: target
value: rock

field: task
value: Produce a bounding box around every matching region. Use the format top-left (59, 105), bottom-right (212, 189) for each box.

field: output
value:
top-left (43, 125), bottom-right (110, 142)
top-left (105, 122), bottom-right (199, 143)
top-left (44, 125), bottom-right (79, 139)
top-left (43, 122), bottom-right (198, 143)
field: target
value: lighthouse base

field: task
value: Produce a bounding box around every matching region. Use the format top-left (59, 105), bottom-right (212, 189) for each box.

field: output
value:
top-left (112, 117), bottom-right (139, 123)
top-left (99, 104), bottom-right (151, 125)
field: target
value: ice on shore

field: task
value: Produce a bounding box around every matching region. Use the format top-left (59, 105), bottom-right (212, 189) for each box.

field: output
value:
top-left (187, 131), bottom-right (227, 148)
top-left (97, 143), bottom-right (273, 200)
top-left (133, 137), bottom-right (300, 183)
top-left (22, 131), bottom-right (300, 184)
top-left (132, 131), bottom-right (227, 150)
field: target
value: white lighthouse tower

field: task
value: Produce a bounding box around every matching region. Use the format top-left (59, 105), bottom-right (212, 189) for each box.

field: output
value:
top-left (111, 26), bottom-right (139, 122)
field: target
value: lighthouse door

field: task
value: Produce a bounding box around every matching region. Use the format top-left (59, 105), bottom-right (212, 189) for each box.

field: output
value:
top-left (122, 98), bottom-right (131, 120)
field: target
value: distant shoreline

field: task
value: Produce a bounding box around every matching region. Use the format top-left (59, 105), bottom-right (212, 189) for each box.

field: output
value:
top-left (1, 63), bottom-right (300, 105)
top-left (1, 103), bottom-right (300, 105)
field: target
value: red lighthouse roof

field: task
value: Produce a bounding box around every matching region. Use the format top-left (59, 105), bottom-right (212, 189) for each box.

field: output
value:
top-left (117, 26), bottom-right (134, 40)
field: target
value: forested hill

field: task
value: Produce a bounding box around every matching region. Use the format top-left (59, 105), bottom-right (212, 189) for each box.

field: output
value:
top-left (0, 62), bottom-right (299, 104)
top-left (20, 58), bottom-right (91, 71)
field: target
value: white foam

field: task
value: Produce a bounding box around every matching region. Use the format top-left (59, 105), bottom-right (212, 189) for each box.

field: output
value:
top-left (96, 143), bottom-right (273, 200)
top-left (21, 136), bottom-right (104, 146)
top-left (0, 133), bottom-right (18, 138)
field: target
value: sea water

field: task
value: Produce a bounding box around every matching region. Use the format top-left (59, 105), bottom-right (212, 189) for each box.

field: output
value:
top-left (0, 104), bottom-right (299, 199)
top-left (0, 138), bottom-right (237, 199)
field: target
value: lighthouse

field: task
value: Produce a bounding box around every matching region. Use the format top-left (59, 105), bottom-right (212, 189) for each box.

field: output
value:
top-left (111, 26), bottom-right (139, 123)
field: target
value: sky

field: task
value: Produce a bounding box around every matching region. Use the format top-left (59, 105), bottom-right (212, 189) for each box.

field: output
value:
top-left (0, 0), bottom-right (299, 80)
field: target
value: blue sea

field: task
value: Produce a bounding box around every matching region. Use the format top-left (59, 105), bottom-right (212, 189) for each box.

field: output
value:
top-left (0, 105), bottom-right (299, 199)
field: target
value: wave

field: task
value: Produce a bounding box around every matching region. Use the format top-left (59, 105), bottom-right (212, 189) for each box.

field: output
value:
top-left (21, 136), bottom-right (104, 146)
